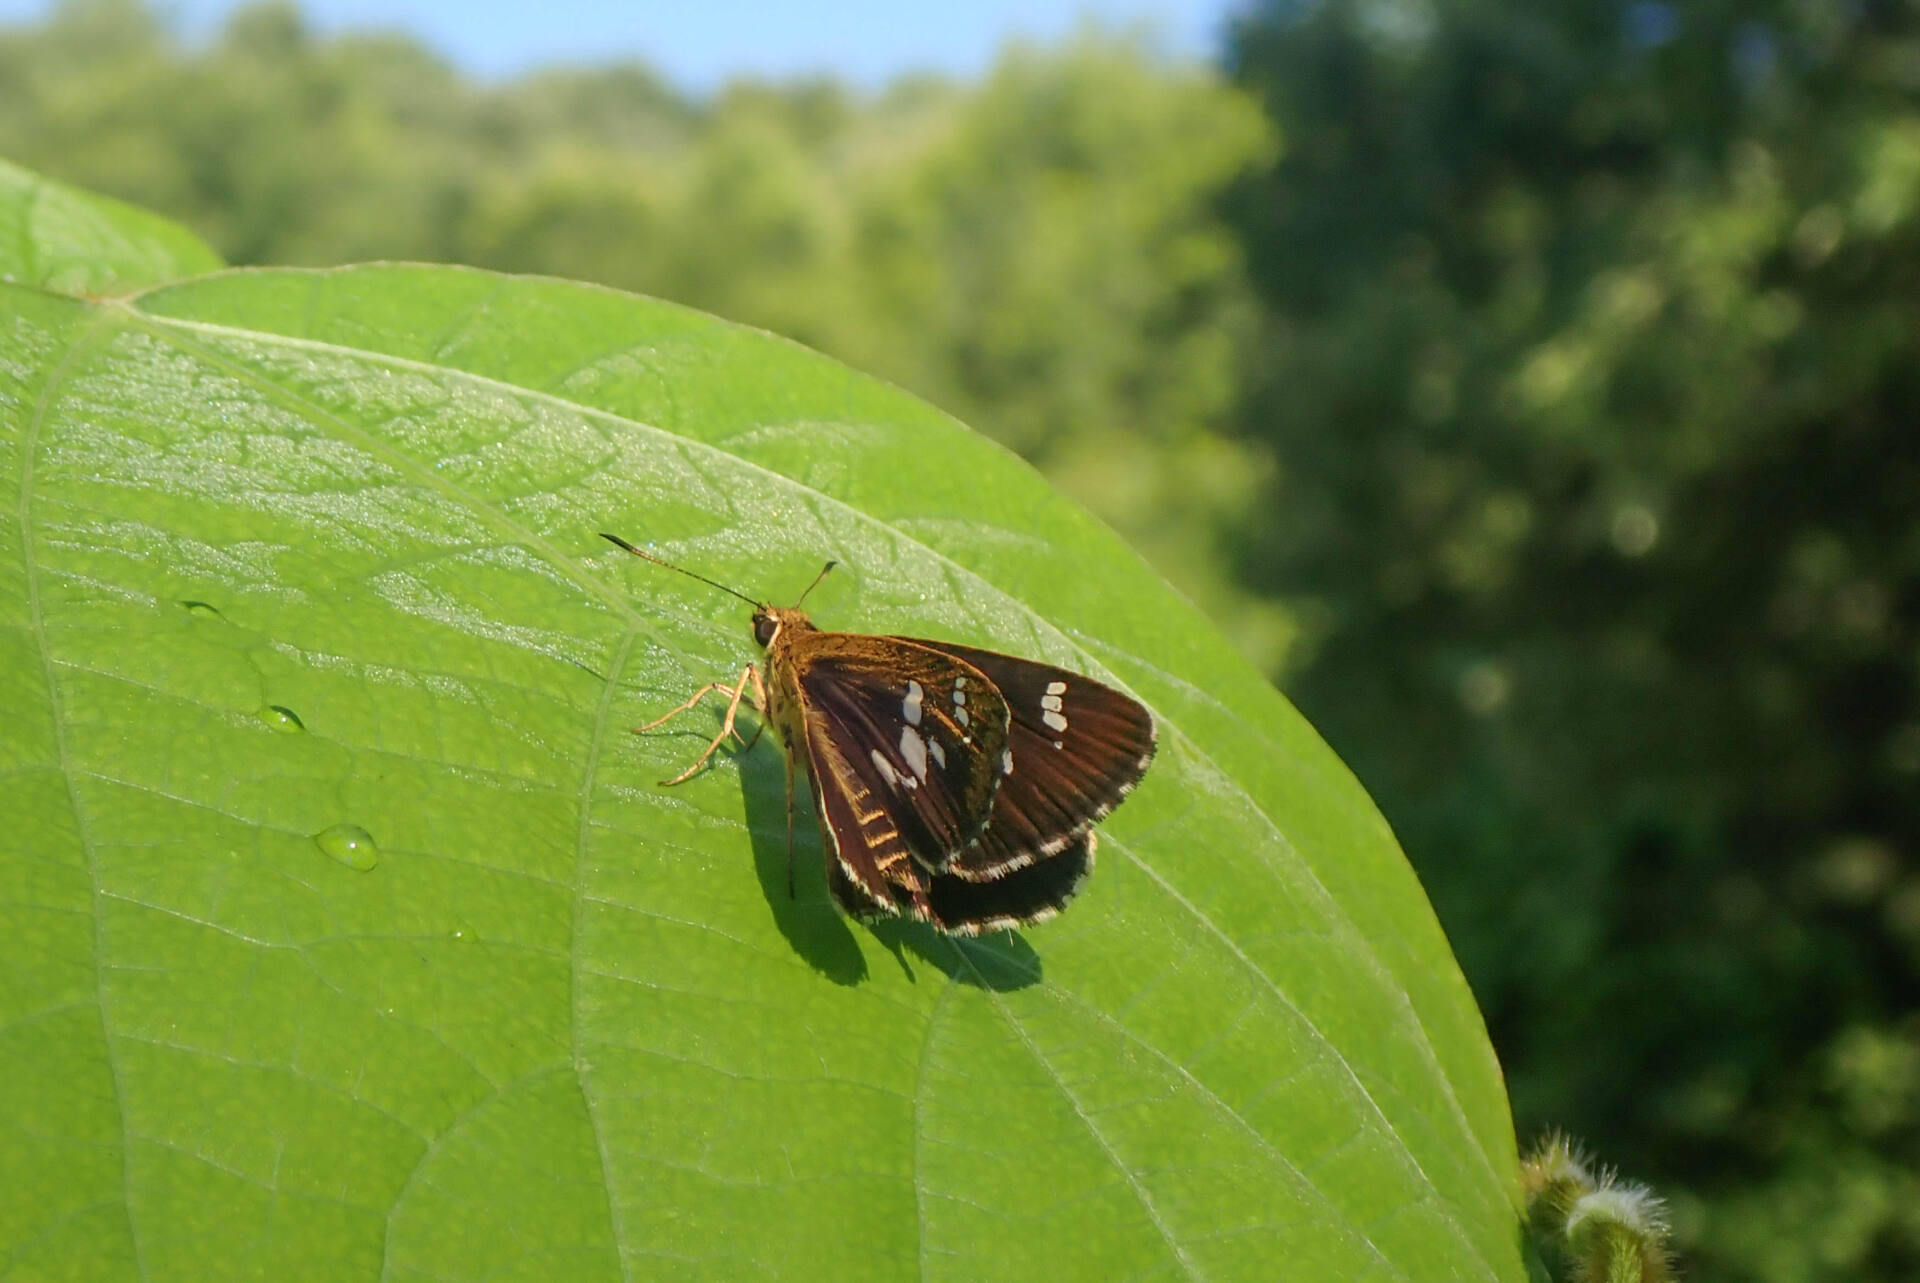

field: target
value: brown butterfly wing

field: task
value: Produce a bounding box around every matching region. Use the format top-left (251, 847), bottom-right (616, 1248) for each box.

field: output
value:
top-left (889, 639), bottom-right (1156, 882)
top-left (829, 831), bottom-right (1095, 936)
top-left (925, 831), bottom-right (1096, 934)
top-left (794, 634), bottom-right (1011, 861)
top-left (782, 633), bottom-right (1011, 917)
top-left (804, 727), bottom-right (928, 920)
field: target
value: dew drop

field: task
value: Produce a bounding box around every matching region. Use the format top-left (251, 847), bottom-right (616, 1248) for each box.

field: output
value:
top-left (257, 704), bottom-right (305, 733)
top-left (314, 823), bottom-right (378, 871)
top-left (181, 600), bottom-right (222, 619)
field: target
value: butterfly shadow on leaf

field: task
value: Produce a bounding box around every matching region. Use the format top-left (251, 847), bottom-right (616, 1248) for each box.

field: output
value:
top-left (865, 918), bottom-right (1044, 993)
top-left (732, 734), bottom-right (1042, 992)
top-left (735, 745), bottom-right (869, 986)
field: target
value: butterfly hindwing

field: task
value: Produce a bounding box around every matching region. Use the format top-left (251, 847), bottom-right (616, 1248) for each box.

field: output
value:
top-left (926, 831), bottom-right (1096, 934)
top-left (890, 639), bottom-right (1156, 881)
top-left (830, 831), bottom-right (1097, 936)
top-left (786, 633), bottom-right (1012, 908)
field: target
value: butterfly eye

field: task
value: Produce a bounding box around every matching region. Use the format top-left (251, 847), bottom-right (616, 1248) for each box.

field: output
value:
top-left (753, 613), bottom-right (778, 647)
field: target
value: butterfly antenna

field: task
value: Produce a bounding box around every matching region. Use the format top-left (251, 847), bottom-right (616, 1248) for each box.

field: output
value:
top-left (600, 533), bottom-right (761, 607)
top-left (793, 560), bottom-right (837, 608)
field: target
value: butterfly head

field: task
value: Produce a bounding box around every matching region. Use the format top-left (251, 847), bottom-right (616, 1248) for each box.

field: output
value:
top-left (752, 558), bottom-right (836, 650)
top-left (751, 605), bottom-right (815, 651)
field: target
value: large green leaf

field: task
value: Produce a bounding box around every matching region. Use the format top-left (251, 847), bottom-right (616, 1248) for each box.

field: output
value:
top-left (1, 166), bottom-right (1522, 1280)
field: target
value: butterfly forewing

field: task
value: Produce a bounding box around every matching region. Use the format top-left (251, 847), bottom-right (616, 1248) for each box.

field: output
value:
top-left (891, 639), bottom-right (1156, 881)
top-left (783, 633), bottom-right (1012, 915)
top-left (805, 728), bottom-right (926, 919)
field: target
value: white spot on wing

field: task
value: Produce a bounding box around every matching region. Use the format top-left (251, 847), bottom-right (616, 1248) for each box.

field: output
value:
top-left (929, 738), bottom-right (947, 769)
top-left (1045, 681), bottom-right (1067, 696)
top-left (1042, 710), bottom-right (1069, 733)
top-left (899, 726), bottom-right (929, 781)
top-left (952, 689), bottom-right (966, 707)
top-left (870, 750), bottom-right (900, 788)
top-left (1040, 694), bottom-right (1064, 712)
top-left (903, 680), bottom-right (923, 726)
top-left (1001, 748), bottom-right (1013, 775)
top-left (954, 706), bottom-right (970, 728)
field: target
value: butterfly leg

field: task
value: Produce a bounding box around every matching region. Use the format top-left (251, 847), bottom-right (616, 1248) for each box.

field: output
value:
top-left (634, 673), bottom-right (758, 743)
top-left (646, 663), bottom-right (764, 786)
top-left (783, 741), bottom-right (798, 899)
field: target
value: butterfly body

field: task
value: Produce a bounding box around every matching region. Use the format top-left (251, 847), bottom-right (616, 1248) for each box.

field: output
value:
top-left (607, 535), bottom-right (1156, 935)
top-left (751, 604), bottom-right (813, 773)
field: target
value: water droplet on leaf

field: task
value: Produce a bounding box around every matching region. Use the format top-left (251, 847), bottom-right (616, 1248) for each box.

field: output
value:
top-left (314, 823), bottom-right (378, 871)
top-left (257, 704), bottom-right (305, 733)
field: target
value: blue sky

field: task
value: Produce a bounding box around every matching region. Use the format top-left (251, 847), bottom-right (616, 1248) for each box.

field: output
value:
top-left (1, 1), bottom-right (1248, 88)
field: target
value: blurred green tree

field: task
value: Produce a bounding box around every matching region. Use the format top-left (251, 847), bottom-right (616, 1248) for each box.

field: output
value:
top-left (1226, 2), bottom-right (1920, 1278)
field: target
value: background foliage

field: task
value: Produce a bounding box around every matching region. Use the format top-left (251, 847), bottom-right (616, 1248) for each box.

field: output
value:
top-left (4, 0), bottom-right (1918, 1278)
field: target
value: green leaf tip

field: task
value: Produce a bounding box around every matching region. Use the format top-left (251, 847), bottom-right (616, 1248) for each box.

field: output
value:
top-left (0, 156), bottom-right (223, 295)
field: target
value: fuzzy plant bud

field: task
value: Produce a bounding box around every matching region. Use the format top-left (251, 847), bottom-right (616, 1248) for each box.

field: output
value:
top-left (1521, 1134), bottom-right (1674, 1283)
